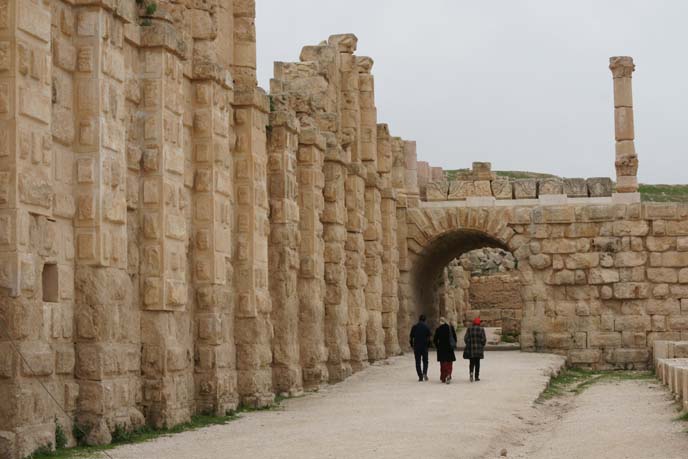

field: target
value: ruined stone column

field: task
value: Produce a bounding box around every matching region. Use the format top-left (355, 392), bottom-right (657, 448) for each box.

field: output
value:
top-left (191, 76), bottom-right (236, 415)
top-left (70, 3), bottom-right (147, 442)
top-left (232, 1), bottom-right (274, 408)
top-left (377, 125), bottom-right (401, 356)
top-left (267, 109), bottom-right (303, 395)
top-left (138, 15), bottom-right (193, 428)
top-left (609, 56), bottom-right (639, 195)
top-left (183, 0), bottom-right (240, 417)
top-left (0, 0), bottom-right (67, 454)
top-left (404, 141), bottom-right (420, 207)
top-left (297, 129), bottom-right (328, 389)
top-left (392, 137), bottom-right (413, 351)
top-left (357, 56), bottom-right (385, 362)
top-left (322, 139), bottom-right (352, 382)
top-left (312, 44), bottom-right (352, 383)
top-left (326, 34), bottom-right (370, 370)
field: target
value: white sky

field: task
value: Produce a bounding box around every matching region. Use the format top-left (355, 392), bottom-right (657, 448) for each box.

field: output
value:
top-left (256, 0), bottom-right (688, 184)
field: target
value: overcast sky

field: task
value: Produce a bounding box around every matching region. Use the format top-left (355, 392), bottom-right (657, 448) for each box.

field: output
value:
top-left (256, 0), bottom-right (687, 184)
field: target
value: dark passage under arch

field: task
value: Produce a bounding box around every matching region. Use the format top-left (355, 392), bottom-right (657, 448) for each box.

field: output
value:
top-left (411, 229), bottom-right (511, 328)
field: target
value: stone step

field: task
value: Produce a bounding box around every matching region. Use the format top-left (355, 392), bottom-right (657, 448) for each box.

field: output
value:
top-left (653, 340), bottom-right (688, 411)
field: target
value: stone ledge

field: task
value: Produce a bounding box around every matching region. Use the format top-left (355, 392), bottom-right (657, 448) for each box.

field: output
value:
top-left (612, 192), bottom-right (641, 204)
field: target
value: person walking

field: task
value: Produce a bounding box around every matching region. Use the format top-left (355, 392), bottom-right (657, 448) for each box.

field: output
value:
top-left (409, 314), bottom-right (431, 382)
top-left (463, 317), bottom-right (487, 382)
top-left (433, 317), bottom-right (457, 384)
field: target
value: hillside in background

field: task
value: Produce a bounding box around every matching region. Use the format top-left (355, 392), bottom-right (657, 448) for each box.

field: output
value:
top-left (443, 170), bottom-right (688, 203)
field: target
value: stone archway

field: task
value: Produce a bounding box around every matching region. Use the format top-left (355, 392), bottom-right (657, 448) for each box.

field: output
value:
top-left (398, 206), bottom-right (537, 348)
top-left (411, 228), bottom-right (512, 330)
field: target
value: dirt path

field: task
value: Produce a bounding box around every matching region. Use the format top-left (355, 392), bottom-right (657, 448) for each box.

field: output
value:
top-left (107, 351), bottom-right (564, 459)
top-left (505, 379), bottom-right (688, 459)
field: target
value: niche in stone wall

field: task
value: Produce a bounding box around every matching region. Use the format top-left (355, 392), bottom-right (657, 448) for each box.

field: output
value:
top-left (42, 263), bottom-right (59, 303)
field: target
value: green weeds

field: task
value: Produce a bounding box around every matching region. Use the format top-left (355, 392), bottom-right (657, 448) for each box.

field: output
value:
top-left (538, 368), bottom-right (654, 402)
top-left (28, 393), bottom-right (303, 459)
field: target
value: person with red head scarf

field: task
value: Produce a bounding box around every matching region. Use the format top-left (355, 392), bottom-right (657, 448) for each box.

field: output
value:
top-left (463, 317), bottom-right (487, 382)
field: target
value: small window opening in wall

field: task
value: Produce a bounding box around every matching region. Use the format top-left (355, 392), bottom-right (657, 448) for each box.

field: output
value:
top-left (42, 263), bottom-right (59, 303)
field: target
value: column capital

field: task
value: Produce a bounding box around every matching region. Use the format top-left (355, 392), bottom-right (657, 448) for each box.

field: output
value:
top-left (609, 56), bottom-right (635, 78)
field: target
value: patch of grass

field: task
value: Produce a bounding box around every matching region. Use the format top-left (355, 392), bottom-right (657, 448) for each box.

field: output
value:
top-left (674, 411), bottom-right (688, 422)
top-left (444, 169), bottom-right (469, 182)
top-left (501, 332), bottom-right (519, 344)
top-left (30, 413), bottom-right (242, 459)
top-left (639, 184), bottom-right (688, 203)
top-left (30, 393), bottom-right (308, 459)
top-left (54, 419), bottom-right (68, 450)
top-left (538, 368), bottom-right (654, 402)
top-left (24, 444), bottom-right (54, 459)
top-left (495, 170), bottom-right (558, 180)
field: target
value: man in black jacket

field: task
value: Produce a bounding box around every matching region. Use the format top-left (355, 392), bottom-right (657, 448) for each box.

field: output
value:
top-left (409, 315), bottom-right (431, 381)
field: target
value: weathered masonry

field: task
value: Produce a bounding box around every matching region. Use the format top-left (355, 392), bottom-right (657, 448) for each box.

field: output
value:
top-left (0, 1), bottom-right (686, 457)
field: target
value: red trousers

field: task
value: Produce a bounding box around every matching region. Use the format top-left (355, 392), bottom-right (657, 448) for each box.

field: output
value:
top-left (440, 361), bottom-right (453, 382)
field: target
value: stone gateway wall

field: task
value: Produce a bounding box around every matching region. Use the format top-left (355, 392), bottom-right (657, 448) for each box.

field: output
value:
top-left (467, 274), bottom-right (523, 333)
top-left (404, 203), bottom-right (688, 367)
top-left (0, 1), bottom-right (686, 457)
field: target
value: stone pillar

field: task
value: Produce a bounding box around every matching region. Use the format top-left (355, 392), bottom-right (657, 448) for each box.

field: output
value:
top-left (364, 173), bottom-right (385, 360)
top-left (378, 125), bottom-right (400, 355)
top-left (138, 16), bottom-right (193, 428)
top-left (267, 110), bottom-right (303, 396)
top-left (417, 161), bottom-right (430, 200)
top-left (186, 0), bottom-right (239, 417)
top-left (0, 0), bottom-right (64, 455)
top-left (232, 0), bottom-right (274, 408)
top-left (232, 89), bottom-right (272, 407)
top-left (322, 139), bottom-right (352, 382)
top-left (71, 2), bottom-right (145, 443)
top-left (609, 56), bottom-right (639, 195)
top-left (314, 46), bottom-right (352, 383)
top-left (404, 141), bottom-right (420, 207)
top-left (392, 137), bottom-right (412, 351)
top-left (297, 129), bottom-right (328, 389)
top-left (191, 73), bottom-right (236, 415)
top-left (357, 56), bottom-right (385, 362)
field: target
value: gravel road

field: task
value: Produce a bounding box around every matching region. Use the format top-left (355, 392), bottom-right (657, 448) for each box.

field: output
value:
top-left (507, 379), bottom-right (688, 459)
top-left (107, 351), bottom-right (564, 459)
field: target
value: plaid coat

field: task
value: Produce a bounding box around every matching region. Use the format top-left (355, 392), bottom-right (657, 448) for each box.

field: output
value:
top-left (463, 325), bottom-right (487, 360)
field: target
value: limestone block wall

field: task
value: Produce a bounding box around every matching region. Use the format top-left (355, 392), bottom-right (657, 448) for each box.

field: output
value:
top-left (0, 0), bottom-right (287, 456)
top-left (467, 274), bottom-right (524, 333)
top-left (433, 260), bottom-right (523, 333)
top-left (405, 203), bottom-right (688, 370)
top-left (425, 162), bottom-right (614, 202)
top-left (267, 33), bottom-right (415, 386)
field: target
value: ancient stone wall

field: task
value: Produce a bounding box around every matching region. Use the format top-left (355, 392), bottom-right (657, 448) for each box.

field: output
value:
top-left (432, 251), bottom-right (523, 333)
top-left (0, 1), bottom-right (421, 454)
top-left (0, 0), bottom-right (279, 456)
top-left (406, 203), bottom-right (688, 369)
top-left (425, 162), bottom-right (614, 202)
top-left (266, 32), bottom-right (415, 389)
top-left (467, 274), bottom-right (523, 333)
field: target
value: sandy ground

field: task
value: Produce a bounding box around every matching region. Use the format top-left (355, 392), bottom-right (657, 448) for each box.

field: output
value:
top-left (506, 379), bottom-right (688, 459)
top-left (107, 351), bottom-right (564, 459)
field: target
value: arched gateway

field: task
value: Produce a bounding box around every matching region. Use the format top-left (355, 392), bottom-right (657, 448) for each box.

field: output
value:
top-left (399, 200), bottom-right (688, 371)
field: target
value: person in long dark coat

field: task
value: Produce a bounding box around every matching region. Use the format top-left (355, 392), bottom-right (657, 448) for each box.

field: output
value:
top-left (433, 317), bottom-right (457, 384)
top-left (463, 317), bottom-right (487, 382)
top-left (409, 314), bottom-right (431, 382)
